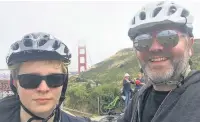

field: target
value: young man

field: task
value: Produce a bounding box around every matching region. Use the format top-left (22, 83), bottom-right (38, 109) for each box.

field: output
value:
top-left (0, 32), bottom-right (91, 122)
top-left (118, 1), bottom-right (200, 122)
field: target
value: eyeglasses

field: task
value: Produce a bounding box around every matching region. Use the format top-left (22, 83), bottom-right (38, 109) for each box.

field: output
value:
top-left (18, 73), bottom-right (67, 89)
top-left (133, 29), bottom-right (182, 52)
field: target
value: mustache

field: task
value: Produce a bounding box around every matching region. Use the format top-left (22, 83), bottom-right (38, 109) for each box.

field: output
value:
top-left (143, 51), bottom-right (173, 61)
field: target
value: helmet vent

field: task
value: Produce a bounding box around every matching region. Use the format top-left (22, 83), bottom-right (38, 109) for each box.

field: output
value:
top-left (23, 39), bottom-right (33, 47)
top-left (153, 7), bottom-right (162, 17)
top-left (38, 39), bottom-right (47, 46)
top-left (168, 6), bottom-right (177, 16)
top-left (181, 9), bottom-right (189, 17)
top-left (139, 12), bottom-right (146, 20)
top-left (11, 42), bottom-right (19, 50)
top-left (132, 17), bottom-right (135, 24)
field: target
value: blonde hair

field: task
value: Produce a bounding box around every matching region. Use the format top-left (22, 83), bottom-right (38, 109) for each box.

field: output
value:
top-left (9, 60), bottom-right (68, 80)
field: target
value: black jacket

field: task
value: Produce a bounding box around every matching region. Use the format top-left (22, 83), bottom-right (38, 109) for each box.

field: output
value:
top-left (0, 95), bottom-right (91, 122)
top-left (117, 70), bottom-right (200, 122)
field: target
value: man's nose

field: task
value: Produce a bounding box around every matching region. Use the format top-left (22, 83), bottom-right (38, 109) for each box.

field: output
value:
top-left (36, 80), bottom-right (50, 92)
top-left (149, 38), bottom-right (164, 52)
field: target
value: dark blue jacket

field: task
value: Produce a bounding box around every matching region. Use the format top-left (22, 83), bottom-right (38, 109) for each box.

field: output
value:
top-left (0, 95), bottom-right (91, 122)
top-left (123, 79), bottom-right (134, 92)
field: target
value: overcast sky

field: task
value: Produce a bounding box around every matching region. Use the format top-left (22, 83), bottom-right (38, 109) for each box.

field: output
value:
top-left (0, 0), bottom-right (199, 71)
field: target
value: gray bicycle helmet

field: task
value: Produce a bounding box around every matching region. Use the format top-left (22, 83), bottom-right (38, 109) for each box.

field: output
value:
top-left (128, 1), bottom-right (194, 39)
top-left (6, 32), bottom-right (71, 66)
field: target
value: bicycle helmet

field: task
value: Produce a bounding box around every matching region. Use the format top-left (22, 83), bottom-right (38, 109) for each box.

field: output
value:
top-left (6, 32), bottom-right (71, 122)
top-left (7, 32), bottom-right (71, 66)
top-left (128, 1), bottom-right (194, 39)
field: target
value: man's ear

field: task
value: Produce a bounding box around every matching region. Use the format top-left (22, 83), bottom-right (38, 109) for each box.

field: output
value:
top-left (10, 79), bottom-right (18, 94)
top-left (11, 76), bottom-right (17, 87)
top-left (189, 37), bottom-right (194, 46)
top-left (133, 48), bottom-right (139, 59)
top-left (13, 80), bottom-right (17, 87)
top-left (189, 49), bottom-right (193, 56)
top-left (189, 37), bottom-right (194, 56)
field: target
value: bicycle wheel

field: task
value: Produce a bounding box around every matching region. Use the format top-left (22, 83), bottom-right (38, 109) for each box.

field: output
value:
top-left (100, 103), bottom-right (109, 115)
top-left (117, 99), bottom-right (124, 113)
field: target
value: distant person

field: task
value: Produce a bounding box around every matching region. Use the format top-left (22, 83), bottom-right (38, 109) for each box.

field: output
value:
top-left (134, 72), bottom-right (145, 91)
top-left (122, 73), bottom-right (134, 107)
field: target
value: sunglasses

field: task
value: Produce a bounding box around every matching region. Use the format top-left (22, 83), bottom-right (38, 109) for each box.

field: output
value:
top-left (18, 73), bottom-right (67, 89)
top-left (133, 29), bottom-right (182, 52)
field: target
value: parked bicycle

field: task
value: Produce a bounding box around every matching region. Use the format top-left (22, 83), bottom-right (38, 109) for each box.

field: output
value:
top-left (100, 94), bottom-right (124, 115)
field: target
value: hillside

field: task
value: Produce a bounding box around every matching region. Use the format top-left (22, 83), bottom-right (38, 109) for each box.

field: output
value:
top-left (78, 48), bottom-right (140, 84)
top-left (65, 39), bottom-right (200, 114)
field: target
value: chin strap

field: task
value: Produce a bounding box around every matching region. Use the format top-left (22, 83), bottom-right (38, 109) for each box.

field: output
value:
top-left (20, 102), bottom-right (58, 122)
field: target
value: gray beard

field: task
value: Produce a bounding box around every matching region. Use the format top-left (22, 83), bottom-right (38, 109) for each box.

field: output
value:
top-left (141, 51), bottom-right (190, 85)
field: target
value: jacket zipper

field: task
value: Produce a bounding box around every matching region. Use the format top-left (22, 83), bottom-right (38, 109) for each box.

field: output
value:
top-left (137, 99), bottom-right (141, 122)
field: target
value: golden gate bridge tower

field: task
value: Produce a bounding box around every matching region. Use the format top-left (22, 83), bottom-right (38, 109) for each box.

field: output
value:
top-left (78, 45), bottom-right (87, 74)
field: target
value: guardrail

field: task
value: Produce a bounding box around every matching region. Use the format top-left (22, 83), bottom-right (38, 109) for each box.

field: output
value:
top-left (62, 107), bottom-right (93, 117)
